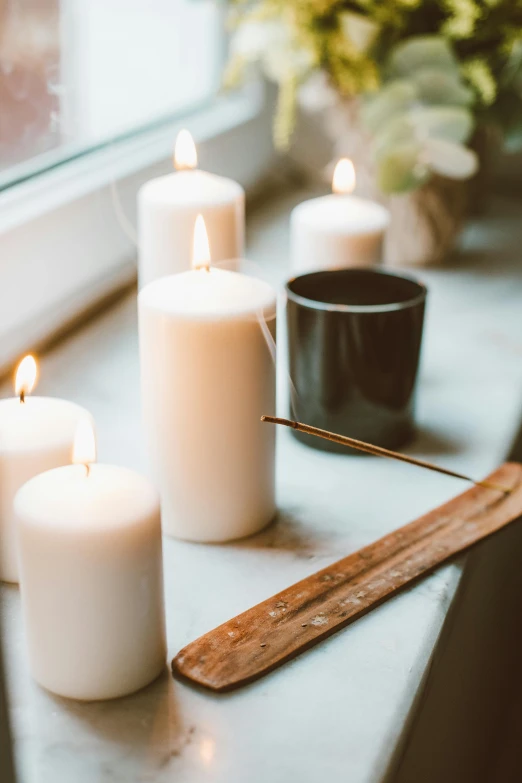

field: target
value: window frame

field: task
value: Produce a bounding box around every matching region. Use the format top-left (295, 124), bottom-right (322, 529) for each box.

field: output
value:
top-left (0, 80), bottom-right (276, 375)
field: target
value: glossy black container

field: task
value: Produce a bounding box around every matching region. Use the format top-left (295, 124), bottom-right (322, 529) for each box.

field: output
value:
top-left (286, 268), bottom-right (427, 454)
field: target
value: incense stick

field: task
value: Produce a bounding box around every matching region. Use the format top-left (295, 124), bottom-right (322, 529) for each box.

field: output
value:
top-left (261, 416), bottom-right (511, 494)
top-left (172, 462), bottom-right (522, 691)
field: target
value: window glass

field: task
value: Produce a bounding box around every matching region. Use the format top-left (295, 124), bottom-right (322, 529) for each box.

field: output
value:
top-left (0, 0), bottom-right (223, 189)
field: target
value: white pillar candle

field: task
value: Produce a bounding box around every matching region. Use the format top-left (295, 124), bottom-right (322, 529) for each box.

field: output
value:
top-left (290, 159), bottom-right (390, 275)
top-left (139, 216), bottom-right (276, 543)
top-left (0, 356), bottom-right (91, 584)
top-left (138, 129), bottom-right (245, 287)
top-left (15, 419), bottom-right (166, 701)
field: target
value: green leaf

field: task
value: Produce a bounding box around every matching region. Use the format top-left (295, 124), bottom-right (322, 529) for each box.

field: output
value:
top-left (410, 106), bottom-right (475, 144)
top-left (388, 36), bottom-right (459, 79)
top-left (361, 80), bottom-right (417, 133)
top-left (373, 107), bottom-right (474, 168)
top-left (411, 68), bottom-right (474, 107)
top-left (424, 138), bottom-right (479, 179)
top-left (377, 143), bottom-right (431, 193)
top-left (373, 114), bottom-right (417, 158)
top-left (339, 11), bottom-right (380, 54)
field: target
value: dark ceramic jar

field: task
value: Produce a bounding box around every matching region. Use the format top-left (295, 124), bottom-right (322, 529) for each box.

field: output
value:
top-left (286, 268), bottom-right (427, 453)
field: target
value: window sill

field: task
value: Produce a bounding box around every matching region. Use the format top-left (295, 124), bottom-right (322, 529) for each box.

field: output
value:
top-left (3, 188), bottom-right (522, 783)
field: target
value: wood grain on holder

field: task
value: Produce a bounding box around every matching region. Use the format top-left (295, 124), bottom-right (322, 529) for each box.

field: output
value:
top-left (172, 462), bottom-right (522, 693)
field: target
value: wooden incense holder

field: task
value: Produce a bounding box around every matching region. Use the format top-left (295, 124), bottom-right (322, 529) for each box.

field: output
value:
top-left (172, 462), bottom-right (522, 693)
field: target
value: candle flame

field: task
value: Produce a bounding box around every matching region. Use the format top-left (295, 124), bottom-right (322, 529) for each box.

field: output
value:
top-left (174, 129), bottom-right (197, 171)
top-left (15, 354), bottom-right (37, 399)
top-left (72, 418), bottom-right (97, 469)
top-left (332, 158), bottom-right (356, 195)
top-left (192, 214), bottom-right (211, 271)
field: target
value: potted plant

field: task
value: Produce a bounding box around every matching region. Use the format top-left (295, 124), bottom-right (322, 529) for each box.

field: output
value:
top-left (227, 0), bottom-right (522, 265)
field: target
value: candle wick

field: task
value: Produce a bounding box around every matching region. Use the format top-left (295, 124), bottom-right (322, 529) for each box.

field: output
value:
top-left (85, 463), bottom-right (90, 478)
top-left (19, 390), bottom-right (25, 404)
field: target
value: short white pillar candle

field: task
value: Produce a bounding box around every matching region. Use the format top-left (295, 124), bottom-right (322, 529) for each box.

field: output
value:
top-left (15, 420), bottom-right (166, 701)
top-left (139, 216), bottom-right (276, 543)
top-left (290, 159), bottom-right (390, 275)
top-left (0, 356), bottom-right (91, 584)
top-left (138, 129), bottom-right (245, 287)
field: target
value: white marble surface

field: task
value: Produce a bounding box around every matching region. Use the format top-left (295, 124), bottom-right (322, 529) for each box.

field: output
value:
top-left (2, 188), bottom-right (522, 783)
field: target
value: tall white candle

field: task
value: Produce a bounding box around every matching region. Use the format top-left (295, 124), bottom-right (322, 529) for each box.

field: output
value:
top-left (138, 129), bottom-right (245, 287)
top-left (15, 419), bottom-right (166, 701)
top-left (290, 159), bottom-right (390, 275)
top-left (139, 216), bottom-right (276, 542)
top-left (0, 356), bottom-right (91, 584)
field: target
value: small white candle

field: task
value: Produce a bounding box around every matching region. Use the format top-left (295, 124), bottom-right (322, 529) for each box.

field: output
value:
top-left (15, 419), bottom-right (166, 701)
top-left (139, 216), bottom-right (276, 542)
top-left (290, 159), bottom-right (390, 274)
top-left (138, 129), bottom-right (245, 287)
top-left (0, 356), bottom-right (91, 584)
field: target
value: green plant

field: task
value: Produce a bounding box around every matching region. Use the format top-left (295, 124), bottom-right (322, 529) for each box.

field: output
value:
top-left (227, 0), bottom-right (522, 193)
top-left (362, 36), bottom-right (478, 191)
